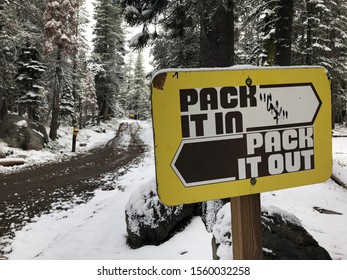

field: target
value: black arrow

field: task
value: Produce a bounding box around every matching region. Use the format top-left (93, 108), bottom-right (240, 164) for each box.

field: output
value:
top-left (173, 136), bottom-right (248, 186)
top-left (172, 131), bottom-right (315, 186)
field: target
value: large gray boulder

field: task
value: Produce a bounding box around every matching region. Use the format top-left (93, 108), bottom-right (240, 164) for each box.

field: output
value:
top-left (0, 114), bottom-right (48, 150)
top-left (125, 178), bottom-right (196, 248)
top-left (212, 203), bottom-right (332, 260)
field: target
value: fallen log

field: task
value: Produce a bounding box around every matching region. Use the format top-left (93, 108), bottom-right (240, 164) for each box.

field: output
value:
top-left (0, 158), bottom-right (25, 166)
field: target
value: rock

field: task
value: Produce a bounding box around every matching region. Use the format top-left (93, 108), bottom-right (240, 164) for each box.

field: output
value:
top-left (200, 200), bottom-right (228, 232)
top-left (261, 206), bottom-right (331, 260)
top-left (0, 114), bottom-right (48, 150)
top-left (212, 203), bottom-right (332, 260)
top-left (0, 147), bottom-right (5, 158)
top-left (125, 178), bottom-right (196, 248)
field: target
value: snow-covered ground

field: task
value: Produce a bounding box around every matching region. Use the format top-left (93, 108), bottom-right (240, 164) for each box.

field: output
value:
top-left (1, 121), bottom-right (347, 260)
top-left (0, 119), bottom-right (120, 174)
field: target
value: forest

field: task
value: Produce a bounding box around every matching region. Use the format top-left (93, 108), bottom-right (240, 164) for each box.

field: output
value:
top-left (1, 0), bottom-right (347, 142)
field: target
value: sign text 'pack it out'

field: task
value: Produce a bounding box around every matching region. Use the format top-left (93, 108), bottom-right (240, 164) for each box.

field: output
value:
top-left (151, 67), bottom-right (331, 206)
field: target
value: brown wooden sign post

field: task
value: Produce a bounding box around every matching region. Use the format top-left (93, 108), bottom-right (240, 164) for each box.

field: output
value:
top-left (231, 194), bottom-right (263, 259)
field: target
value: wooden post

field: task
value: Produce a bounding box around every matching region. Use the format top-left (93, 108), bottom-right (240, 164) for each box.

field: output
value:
top-left (231, 193), bottom-right (263, 260)
top-left (72, 127), bottom-right (78, 152)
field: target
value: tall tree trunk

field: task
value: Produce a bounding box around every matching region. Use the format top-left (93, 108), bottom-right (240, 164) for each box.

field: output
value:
top-left (305, 0), bottom-right (313, 65)
top-left (103, 100), bottom-right (108, 122)
top-left (0, 0), bottom-right (3, 33)
top-left (275, 0), bottom-right (294, 66)
top-left (73, 1), bottom-right (80, 128)
top-left (0, 93), bottom-right (7, 120)
top-left (79, 95), bottom-right (83, 128)
top-left (72, 53), bottom-right (78, 127)
top-left (0, 0), bottom-right (6, 120)
top-left (49, 48), bottom-right (63, 140)
top-left (199, 1), bottom-right (234, 67)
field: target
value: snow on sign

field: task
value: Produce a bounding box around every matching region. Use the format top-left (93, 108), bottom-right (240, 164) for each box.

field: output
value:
top-left (151, 67), bottom-right (332, 206)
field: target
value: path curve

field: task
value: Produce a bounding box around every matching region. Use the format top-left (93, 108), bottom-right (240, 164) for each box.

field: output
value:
top-left (0, 122), bottom-right (146, 257)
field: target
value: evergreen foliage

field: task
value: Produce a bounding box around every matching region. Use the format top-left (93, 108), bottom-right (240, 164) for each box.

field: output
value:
top-left (43, 0), bottom-right (79, 140)
top-left (92, 0), bottom-right (125, 122)
top-left (0, 0), bottom-right (46, 119)
top-left (75, 0), bottom-right (92, 128)
top-left (119, 0), bottom-right (234, 67)
top-left (151, 30), bottom-right (199, 70)
top-left (120, 52), bottom-right (134, 112)
top-left (15, 43), bottom-right (46, 121)
top-left (127, 51), bottom-right (150, 119)
top-left (60, 84), bottom-right (75, 122)
top-left (80, 70), bottom-right (98, 126)
top-left (1, 0), bottom-right (347, 135)
top-left (0, 0), bottom-right (18, 119)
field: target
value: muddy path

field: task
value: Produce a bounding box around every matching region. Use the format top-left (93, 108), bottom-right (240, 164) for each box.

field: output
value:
top-left (0, 122), bottom-right (146, 257)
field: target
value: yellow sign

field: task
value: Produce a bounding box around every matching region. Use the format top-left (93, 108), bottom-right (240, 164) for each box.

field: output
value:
top-left (151, 67), bottom-right (332, 206)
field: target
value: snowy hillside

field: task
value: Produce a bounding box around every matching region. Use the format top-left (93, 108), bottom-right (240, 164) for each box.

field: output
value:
top-left (1, 121), bottom-right (346, 260)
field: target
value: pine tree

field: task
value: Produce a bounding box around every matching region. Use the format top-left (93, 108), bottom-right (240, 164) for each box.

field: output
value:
top-left (151, 22), bottom-right (199, 70)
top-left (0, 0), bottom-right (18, 119)
top-left (236, 1), bottom-right (278, 66)
top-left (274, 0), bottom-right (294, 66)
top-left (92, 0), bottom-right (125, 122)
top-left (151, 31), bottom-right (199, 70)
top-left (43, 0), bottom-right (79, 140)
top-left (120, 0), bottom-right (234, 67)
top-left (0, 0), bottom-right (46, 120)
top-left (198, 1), bottom-right (234, 67)
top-left (80, 70), bottom-right (98, 126)
top-left (119, 51), bottom-right (134, 112)
top-left (127, 51), bottom-right (149, 119)
top-left (16, 43), bottom-right (46, 121)
top-left (75, 0), bottom-right (92, 128)
top-left (292, 0), bottom-right (347, 125)
top-left (320, 0), bottom-right (347, 125)
top-left (60, 84), bottom-right (75, 122)
top-left (143, 0), bottom-right (200, 70)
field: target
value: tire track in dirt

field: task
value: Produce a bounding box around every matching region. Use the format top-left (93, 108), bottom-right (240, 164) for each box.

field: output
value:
top-left (0, 122), bottom-right (146, 257)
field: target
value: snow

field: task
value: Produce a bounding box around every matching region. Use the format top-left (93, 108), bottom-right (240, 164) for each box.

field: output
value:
top-left (84, 0), bottom-right (96, 56)
top-left (46, 19), bottom-right (61, 30)
top-left (332, 137), bottom-right (347, 184)
top-left (262, 180), bottom-right (347, 260)
top-left (60, 34), bottom-right (71, 43)
top-left (2, 122), bottom-right (211, 260)
top-left (262, 205), bottom-right (302, 226)
top-left (85, 1), bottom-right (152, 72)
top-left (129, 32), bottom-right (144, 47)
top-left (125, 5), bottom-right (140, 16)
top-left (212, 204), bottom-right (232, 260)
top-left (152, 65), bottom-right (328, 81)
top-left (125, 178), bottom-right (184, 235)
top-left (126, 179), bottom-right (162, 233)
top-left (0, 119), bottom-right (119, 174)
top-left (15, 120), bottom-right (28, 128)
top-left (141, 9), bottom-right (152, 18)
top-left (1, 121), bottom-right (347, 260)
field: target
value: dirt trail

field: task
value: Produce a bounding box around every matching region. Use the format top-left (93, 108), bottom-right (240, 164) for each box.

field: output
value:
top-left (0, 122), bottom-right (146, 257)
